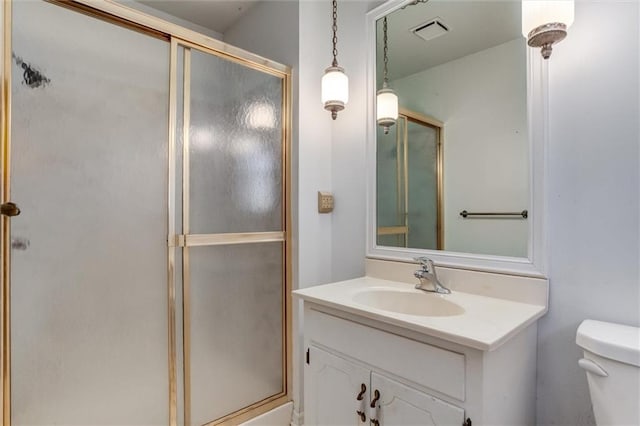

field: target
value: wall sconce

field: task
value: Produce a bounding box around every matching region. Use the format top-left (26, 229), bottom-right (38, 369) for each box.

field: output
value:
top-left (321, 0), bottom-right (348, 120)
top-left (522, 0), bottom-right (574, 59)
top-left (377, 17), bottom-right (398, 135)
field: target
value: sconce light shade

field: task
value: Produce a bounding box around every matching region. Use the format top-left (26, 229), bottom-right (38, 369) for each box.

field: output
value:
top-left (522, 0), bottom-right (574, 59)
top-left (376, 85), bottom-right (398, 135)
top-left (322, 66), bottom-right (349, 120)
top-left (522, 0), bottom-right (574, 36)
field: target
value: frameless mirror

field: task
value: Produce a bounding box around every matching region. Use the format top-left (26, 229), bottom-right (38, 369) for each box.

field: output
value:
top-left (373, 0), bottom-right (529, 259)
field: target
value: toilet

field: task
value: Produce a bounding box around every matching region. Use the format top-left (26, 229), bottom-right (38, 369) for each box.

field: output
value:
top-left (576, 320), bottom-right (640, 425)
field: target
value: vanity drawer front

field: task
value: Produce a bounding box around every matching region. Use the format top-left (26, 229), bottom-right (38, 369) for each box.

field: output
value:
top-left (307, 307), bottom-right (465, 401)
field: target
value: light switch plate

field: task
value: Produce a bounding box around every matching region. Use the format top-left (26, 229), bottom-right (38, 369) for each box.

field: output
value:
top-left (318, 191), bottom-right (334, 213)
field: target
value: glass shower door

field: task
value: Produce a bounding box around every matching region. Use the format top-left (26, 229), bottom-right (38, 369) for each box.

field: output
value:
top-left (175, 42), bottom-right (288, 425)
top-left (376, 112), bottom-right (442, 250)
top-left (376, 118), bottom-right (408, 247)
top-left (2, 2), bottom-right (290, 424)
top-left (9, 1), bottom-right (170, 424)
top-left (406, 119), bottom-right (440, 249)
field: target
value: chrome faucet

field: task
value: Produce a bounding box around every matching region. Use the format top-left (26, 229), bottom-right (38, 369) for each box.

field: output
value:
top-left (413, 257), bottom-right (451, 294)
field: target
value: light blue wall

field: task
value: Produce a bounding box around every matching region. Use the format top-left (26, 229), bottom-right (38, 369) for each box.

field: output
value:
top-left (537, 1), bottom-right (640, 424)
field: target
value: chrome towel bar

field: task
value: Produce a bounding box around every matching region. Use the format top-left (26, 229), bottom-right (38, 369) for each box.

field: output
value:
top-left (460, 210), bottom-right (528, 219)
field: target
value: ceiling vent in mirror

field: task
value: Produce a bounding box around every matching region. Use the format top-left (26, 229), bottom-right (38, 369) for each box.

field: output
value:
top-left (411, 18), bottom-right (449, 42)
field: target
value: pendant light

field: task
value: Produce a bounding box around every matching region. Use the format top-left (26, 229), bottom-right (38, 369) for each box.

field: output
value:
top-left (321, 0), bottom-right (348, 120)
top-left (377, 17), bottom-right (398, 134)
top-left (522, 0), bottom-right (574, 59)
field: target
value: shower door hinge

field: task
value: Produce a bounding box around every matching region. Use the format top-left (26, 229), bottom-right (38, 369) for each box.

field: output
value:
top-left (306, 348), bottom-right (310, 364)
top-left (463, 418), bottom-right (472, 426)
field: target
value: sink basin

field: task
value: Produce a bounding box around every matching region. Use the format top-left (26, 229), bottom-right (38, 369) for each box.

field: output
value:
top-left (352, 287), bottom-right (465, 317)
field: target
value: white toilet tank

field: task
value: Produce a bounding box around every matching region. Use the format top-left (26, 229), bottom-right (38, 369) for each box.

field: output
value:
top-left (576, 320), bottom-right (640, 426)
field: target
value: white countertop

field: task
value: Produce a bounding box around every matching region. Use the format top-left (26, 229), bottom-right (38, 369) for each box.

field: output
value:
top-left (293, 276), bottom-right (547, 351)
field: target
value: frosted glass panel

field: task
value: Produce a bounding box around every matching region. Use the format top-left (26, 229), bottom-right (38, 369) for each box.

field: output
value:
top-left (377, 118), bottom-right (406, 247)
top-left (10, 2), bottom-right (169, 424)
top-left (190, 243), bottom-right (284, 425)
top-left (406, 120), bottom-right (438, 249)
top-left (377, 117), bottom-right (439, 249)
top-left (189, 50), bottom-right (283, 234)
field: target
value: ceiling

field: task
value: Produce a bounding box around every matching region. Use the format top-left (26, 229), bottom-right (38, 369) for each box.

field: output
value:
top-left (138, 0), bottom-right (259, 34)
top-left (377, 1), bottom-right (522, 81)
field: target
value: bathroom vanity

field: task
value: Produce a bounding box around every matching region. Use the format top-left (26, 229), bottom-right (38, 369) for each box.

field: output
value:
top-left (293, 0), bottom-right (553, 422)
top-left (294, 267), bottom-right (548, 426)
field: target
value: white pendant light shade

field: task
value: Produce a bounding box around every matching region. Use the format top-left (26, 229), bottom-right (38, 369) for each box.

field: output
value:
top-left (377, 16), bottom-right (397, 134)
top-left (323, 0), bottom-right (348, 120)
top-left (322, 66), bottom-right (349, 119)
top-left (376, 86), bottom-right (398, 134)
top-left (522, 0), bottom-right (574, 37)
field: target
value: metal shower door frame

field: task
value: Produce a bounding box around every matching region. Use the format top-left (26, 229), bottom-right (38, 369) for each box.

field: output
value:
top-left (171, 38), bottom-right (291, 426)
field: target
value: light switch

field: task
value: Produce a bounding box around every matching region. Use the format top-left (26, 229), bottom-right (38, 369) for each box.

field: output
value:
top-left (318, 191), bottom-right (334, 213)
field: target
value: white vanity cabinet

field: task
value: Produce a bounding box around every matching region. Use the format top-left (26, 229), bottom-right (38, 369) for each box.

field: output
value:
top-left (301, 301), bottom-right (539, 426)
top-left (305, 345), bottom-right (465, 426)
top-left (304, 346), bottom-right (369, 425)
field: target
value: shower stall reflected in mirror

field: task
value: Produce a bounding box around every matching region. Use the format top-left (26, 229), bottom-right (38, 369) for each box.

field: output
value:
top-left (1, 1), bottom-right (291, 425)
top-left (376, 109), bottom-right (442, 250)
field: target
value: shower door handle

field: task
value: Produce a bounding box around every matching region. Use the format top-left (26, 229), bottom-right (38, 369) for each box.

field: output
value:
top-left (1, 202), bottom-right (21, 217)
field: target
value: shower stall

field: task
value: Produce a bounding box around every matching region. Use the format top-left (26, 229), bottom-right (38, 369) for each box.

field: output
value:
top-left (0, 1), bottom-right (291, 425)
top-left (376, 109), bottom-right (442, 250)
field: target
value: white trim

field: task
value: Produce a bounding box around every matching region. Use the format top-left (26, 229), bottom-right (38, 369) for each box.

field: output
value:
top-left (366, 0), bottom-right (549, 278)
top-left (290, 407), bottom-right (303, 426)
top-left (238, 402), bottom-right (293, 426)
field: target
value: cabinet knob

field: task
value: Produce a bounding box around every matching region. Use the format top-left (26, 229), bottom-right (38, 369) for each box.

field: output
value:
top-left (370, 389), bottom-right (380, 408)
top-left (356, 383), bottom-right (366, 401)
top-left (370, 389), bottom-right (381, 425)
top-left (356, 383), bottom-right (367, 422)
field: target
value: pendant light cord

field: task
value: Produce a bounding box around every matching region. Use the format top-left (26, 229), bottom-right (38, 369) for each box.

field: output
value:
top-left (383, 17), bottom-right (389, 85)
top-left (332, 0), bottom-right (338, 67)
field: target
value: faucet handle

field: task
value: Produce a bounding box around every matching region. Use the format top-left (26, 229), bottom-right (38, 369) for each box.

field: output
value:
top-left (413, 256), bottom-right (433, 266)
top-left (413, 256), bottom-right (434, 271)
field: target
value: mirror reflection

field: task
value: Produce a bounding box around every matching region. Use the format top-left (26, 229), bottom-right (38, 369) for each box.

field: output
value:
top-left (375, 0), bottom-right (529, 258)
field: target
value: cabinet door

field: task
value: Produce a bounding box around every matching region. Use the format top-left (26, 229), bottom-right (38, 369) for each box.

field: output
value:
top-left (304, 346), bottom-right (370, 426)
top-left (370, 372), bottom-right (464, 426)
